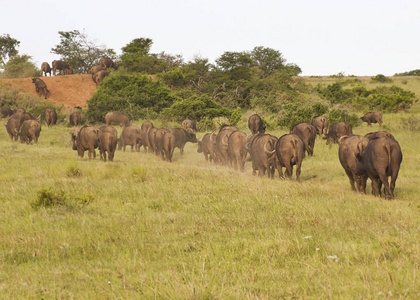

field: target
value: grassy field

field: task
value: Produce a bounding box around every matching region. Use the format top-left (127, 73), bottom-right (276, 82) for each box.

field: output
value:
top-left (0, 106), bottom-right (419, 298)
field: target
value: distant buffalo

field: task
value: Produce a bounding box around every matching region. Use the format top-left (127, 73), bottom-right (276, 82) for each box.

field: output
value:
top-left (71, 126), bottom-right (100, 159)
top-left (275, 134), bottom-right (305, 181)
top-left (248, 114), bottom-right (266, 134)
top-left (360, 137), bottom-right (402, 198)
top-left (227, 130), bottom-right (248, 172)
top-left (360, 112), bottom-right (383, 126)
top-left (44, 108), bottom-right (57, 127)
top-left (169, 128), bottom-right (198, 156)
top-left (0, 107), bottom-right (16, 118)
top-left (19, 119), bottom-right (41, 144)
top-left (32, 78), bottom-right (49, 99)
top-left (104, 112), bottom-right (130, 127)
top-left (213, 125), bottom-right (238, 165)
top-left (5, 117), bottom-right (21, 141)
top-left (98, 128), bottom-right (117, 162)
top-left (338, 135), bottom-right (369, 193)
top-left (290, 122), bottom-right (317, 156)
top-left (246, 133), bottom-right (278, 178)
top-left (162, 131), bottom-right (176, 162)
top-left (154, 128), bottom-right (170, 158)
top-left (120, 125), bottom-right (142, 152)
top-left (99, 57), bottom-right (118, 70)
top-left (325, 122), bottom-right (352, 145)
top-left (140, 121), bottom-right (154, 152)
top-left (181, 119), bottom-right (197, 133)
top-left (311, 116), bottom-right (328, 136)
top-left (52, 60), bottom-right (70, 76)
top-left (197, 131), bottom-right (217, 163)
top-left (93, 70), bottom-right (109, 86)
top-left (69, 112), bottom-right (81, 127)
top-left (41, 62), bottom-right (51, 76)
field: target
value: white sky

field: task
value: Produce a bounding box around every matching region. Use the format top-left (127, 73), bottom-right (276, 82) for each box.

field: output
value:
top-left (1, 0), bottom-right (419, 76)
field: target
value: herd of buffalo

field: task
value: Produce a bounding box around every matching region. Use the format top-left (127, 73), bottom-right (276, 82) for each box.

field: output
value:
top-left (31, 57), bottom-right (119, 99)
top-left (0, 105), bottom-right (402, 199)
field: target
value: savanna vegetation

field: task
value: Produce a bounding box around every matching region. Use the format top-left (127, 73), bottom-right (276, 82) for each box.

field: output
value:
top-left (1, 31), bottom-right (420, 298)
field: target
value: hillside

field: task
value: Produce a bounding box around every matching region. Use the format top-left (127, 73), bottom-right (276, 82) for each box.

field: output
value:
top-left (0, 74), bottom-right (96, 112)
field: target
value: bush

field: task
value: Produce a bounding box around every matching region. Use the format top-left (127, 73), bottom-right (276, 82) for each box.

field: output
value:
top-left (371, 74), bottom-right (392, 83)
top-left (31, 187), bottom-right (94, 210)
top-left (86, 73), bottom-right (178, 122)
top-left (327, 108), bottom-right (361, 128)
top-left (278, 102), bottom-right (329, 129)
top-left (161, 94), bottom-right (233, 122)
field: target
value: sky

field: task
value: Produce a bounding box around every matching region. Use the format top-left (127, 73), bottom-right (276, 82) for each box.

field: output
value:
top-left (1, 0), bottom-right (419, 76)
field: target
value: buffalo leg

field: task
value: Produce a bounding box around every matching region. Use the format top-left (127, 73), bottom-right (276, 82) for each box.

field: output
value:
top-left (345, 169), bottom-right (356, 191)
top-left (379, 173), bottom-right (391, 199)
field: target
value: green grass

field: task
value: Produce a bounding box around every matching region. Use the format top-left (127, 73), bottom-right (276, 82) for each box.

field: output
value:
top-left (0, 114), bottom-right (419, 299)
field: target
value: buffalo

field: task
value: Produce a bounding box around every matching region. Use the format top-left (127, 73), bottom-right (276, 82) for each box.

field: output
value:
top-left (119, 125), bottom-right (141, 152)
top-left (41, 62), bottom-right (51, 76)
top-left (104, 112), bottom-right (130, 127)
top-left (44, 108), bottom-right (57, 127)
top-left (247, 133), bottom-right (278, 178)
top-left (154, 128), bottom-right (171, 158)
top-left (98, 130), bottom-right (117, 162)
top-left (93, 70), bottom-right (109, 86)
top-left (365, 131), bottom-right (394, 140)
top-left (147, 127), bottom-right (159, 153)
top-left (197, 131), bottom-right (217, 163)
top-left (338, 135), bottom-right (369, 193)
top-left (52, 60), bottom-right (69, 76)
top-left (5, 117), bottom-right (21, 141)
top-left (361, 112), bottom-right (383, 126)
top-left (169, 128), bottom-right (198, 155)
top-left (162, 131), bottom-right (176, 162)
top-left (90, 65), bottom-right (105, 81)
top-left (99, 57), bottom-right (118, 70)
top-left (140, 121), bottom-right (154, 152)
top-left (19, 119), bottom-right (41, 144)
top-left (311, 116), bottom-right (328, 136)
top-left (227, 130), bottom-right (248, 172)
top-left (32, 78), bottom-right (49, 99)
top-left (181, 119), bottom-right (197, 133)
top-left (69, 112), bottom-right (82, 127)
top-left (359, 137), bottom-right (402, 199)
top-left (325, 122), bottom-right (352, 145)
top-left (212, 125), bottom-right (238, 165)
top-left (290, 122), bottom-right (317, 156)
top-left (71, 126), bottom-right (100, 159)
top-left (275, 134), bottom-right (305, 181)
top-left (0, 107), bottom-right (16, 118)
top-left (248, 114), bottom-right (266, 134)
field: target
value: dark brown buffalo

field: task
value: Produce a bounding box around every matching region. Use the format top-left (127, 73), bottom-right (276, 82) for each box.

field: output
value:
top-left (154, 128), bottom-right (170, 158)
top-left (69, 112), bottom-right (82, 127)
top-left (359, 137), bottom-right (402, 199)
top-left (10, 110), bottom-right (37, 127)
top-left (290, 122), bottom-right (317, 156)
top-left (44, 108), bottom-right (57, 127)
top-left (19, 119), bottom-right (41, 144)
top-left (5, 117), bottom-right (21, 141)
top-left (99, 125), bottom-right (118, 137)
top-left (248, 114), bottom-right (266, 134)
top-left (104, 112), bottom-right (130, 127)
top-left (99, 57), bottom-right (118, 69)
top-left (227, 130), bottom-right (248, 172)
top-left (275, 134), bottom-right (305, 181)
top-left (32, 77), bottom-right (49, 99)
top-left (120, 125), bottom-right (141, 152)
top-left (169, 128), bottom-right (198, 155)
top-left (311, 116), bottom-right (328, 136)
top-left (0, 107), bottom-right (16, 118)
top-left (181, 119), bottom-right (197, 132)
top-left (90, 65), bottom-right (105, 81)
top-left (338, 135), bottom-right (369, 193)
top-left (361, 112), bottom-right (383, 126)
top-left (52, 60), bottom-right (69, 76)
top-left (162, 131), bottom-right (176, 162)
top-left (325, 122), bottom-right (352, 145)
top-left (140, 121), bottom-right (154, 152)
top-left (212, 125), bottom-right (238, 165)
top-left (364, 131), bottom-right (395, 140)
top-left (98, 131), bottom-right (117, 162)
top-left (71, 126), bottom-right (101, 159)
top-left (197, 131), bottom-right (217, 163)
top-left (147, 127), bottom-right (159, 153)
top-left (64, 66), bottom-right (73, 75)
top-left (247, 133), bottom-right (278, 178)
top-left (93, 70), bottom-right (109, 86)
top-left (41, 62), bottom-right (51, 76)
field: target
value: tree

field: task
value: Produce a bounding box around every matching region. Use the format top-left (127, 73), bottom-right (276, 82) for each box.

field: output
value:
top-left (2, 54), bottom-right (39, 78)
top-left (0, 34), bottom-right (20, 69)
top-left (51, 30), bottom-right (116, 74)
top-left (250, 46), bottom-right (285, 77)
top-left (120, 38), bottom-right (166, 73)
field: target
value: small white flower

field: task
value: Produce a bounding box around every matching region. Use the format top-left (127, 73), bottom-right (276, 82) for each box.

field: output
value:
top-left (327, 255), bottom-right (339, 262)
top-left (304, 235), bottom-right (312, 239)
top-left (316, 248), bottom-right (320, 251)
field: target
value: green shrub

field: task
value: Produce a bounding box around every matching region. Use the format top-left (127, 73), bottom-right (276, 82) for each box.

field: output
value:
top-left (229, 107), bottom-right (242, 126)
top-left (161, 94), bottom-right (233, 122)
top-left (371, 74), bottom-right (392, 83)
top-left (31, 187), bottom-right (94, 210)
top-left (86, 73), bottom-right (178, 122)
top-left (278, 102), bottom-right (328, 129)
top-left (327, 108), bottom-right (361, 128)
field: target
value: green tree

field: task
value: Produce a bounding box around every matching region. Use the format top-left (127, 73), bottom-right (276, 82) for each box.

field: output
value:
top-left (120, 38), bottom-right (164, 73)
top-left (250, 46), bottom-right (286, 77)
top-left (51, 30), bottom-right (116, 74)
top-left (2, 54), bottom-right (39, 78)
top-left (0, 34), bottom-right (20, 69)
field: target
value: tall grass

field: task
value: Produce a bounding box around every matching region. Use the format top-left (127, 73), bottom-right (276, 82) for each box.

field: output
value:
top-left (0, 113), bottom-right (419, 298)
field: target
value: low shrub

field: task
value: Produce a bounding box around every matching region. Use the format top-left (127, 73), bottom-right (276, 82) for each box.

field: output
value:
top-left (31, 187), bottom-right (94, 210)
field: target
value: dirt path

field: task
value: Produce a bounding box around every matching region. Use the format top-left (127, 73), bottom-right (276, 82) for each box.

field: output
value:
top-left (0, 74), bottom-right (97, 112)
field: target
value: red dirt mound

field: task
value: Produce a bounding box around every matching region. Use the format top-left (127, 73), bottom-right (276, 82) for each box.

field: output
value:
top-left (0, 74), bottom-right (97, 112)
